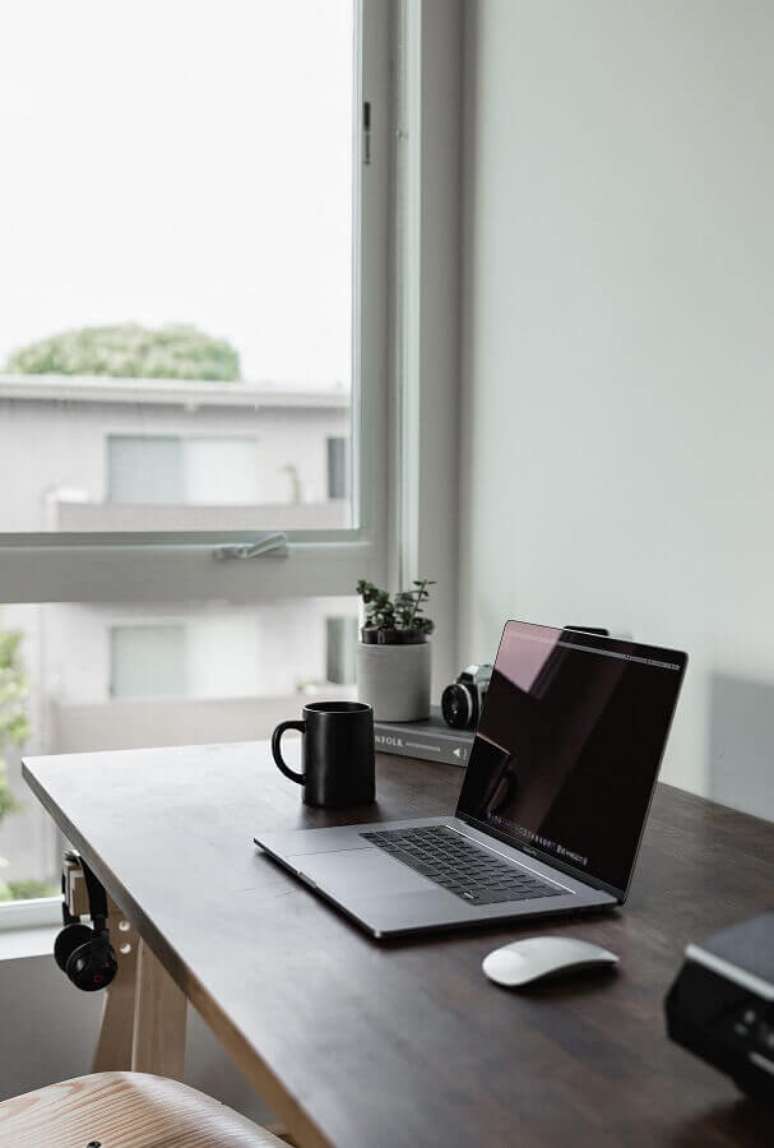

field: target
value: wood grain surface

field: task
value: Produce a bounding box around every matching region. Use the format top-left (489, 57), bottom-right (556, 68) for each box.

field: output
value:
top-left (92, 895), bottom-right (140, 1073)
top-left (22, 741), bottom-right (774, 1148)
top-left (0, 1071), bottom-right (287, 1148)
top-left (130, 938), bottom-right (187, 1077)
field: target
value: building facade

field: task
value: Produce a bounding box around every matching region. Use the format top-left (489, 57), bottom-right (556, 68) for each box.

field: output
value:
top-left (0, 376), bottom-right (358, 894)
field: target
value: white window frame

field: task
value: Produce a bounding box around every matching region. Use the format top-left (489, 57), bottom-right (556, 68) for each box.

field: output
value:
top-left (393, 0), bottom-right (463, 692)
top-left (0, 0), bottom-right (394, 929)
top-left (0, 0), bottom-right (391, 608)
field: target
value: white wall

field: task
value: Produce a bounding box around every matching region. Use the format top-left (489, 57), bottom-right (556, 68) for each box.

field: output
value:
top-left (460, 0), bottom-right (774, 814)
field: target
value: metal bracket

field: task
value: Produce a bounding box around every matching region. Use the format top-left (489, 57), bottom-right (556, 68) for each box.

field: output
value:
top-left (212, 531), bottom-right (289, 561)
top-left (63, 851), bottom-right (90, 917)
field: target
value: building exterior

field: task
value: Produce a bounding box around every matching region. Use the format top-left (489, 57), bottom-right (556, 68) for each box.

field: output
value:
top-left (0, 375), bottom-right (358, 895)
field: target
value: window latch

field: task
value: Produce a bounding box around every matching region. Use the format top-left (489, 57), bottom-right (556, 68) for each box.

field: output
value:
top-left (212, 532), bottom-right (289, 561)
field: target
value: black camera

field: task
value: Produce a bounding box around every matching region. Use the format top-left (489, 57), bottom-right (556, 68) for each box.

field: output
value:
top-left (441, 664), bottom-right (493, 730)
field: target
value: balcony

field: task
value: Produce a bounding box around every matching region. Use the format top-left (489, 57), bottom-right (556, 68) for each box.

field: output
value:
top-left (50, 689), bottom-right (354, 754)
top-left (55, 500), bottom-right (349, 533)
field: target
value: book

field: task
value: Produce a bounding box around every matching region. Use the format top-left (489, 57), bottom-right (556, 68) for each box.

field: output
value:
top-left (373, 706), bottom-right (475, 767)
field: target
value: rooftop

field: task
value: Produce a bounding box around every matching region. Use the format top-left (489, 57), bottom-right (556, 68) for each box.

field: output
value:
top-left (0, 373), bottom-right (350, 410)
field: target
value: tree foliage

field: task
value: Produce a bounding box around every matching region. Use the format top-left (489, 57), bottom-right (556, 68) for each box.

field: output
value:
top-left (0, 629), bottom-right (30, 839)
top-left (0, 879), bottom-right (56, 901)
top-left (7, 323), bottom-right (241, 382)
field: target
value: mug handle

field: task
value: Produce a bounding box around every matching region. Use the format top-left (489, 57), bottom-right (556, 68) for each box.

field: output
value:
top-left (271, 720), bottom-right (306, 784)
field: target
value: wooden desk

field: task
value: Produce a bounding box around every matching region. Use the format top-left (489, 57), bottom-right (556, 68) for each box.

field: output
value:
top-left (23, 742), bottom-right (774, 1148)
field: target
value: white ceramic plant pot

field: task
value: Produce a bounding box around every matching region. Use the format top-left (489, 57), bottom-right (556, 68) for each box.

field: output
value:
top-left (356, 641), bottom-right (431, 722)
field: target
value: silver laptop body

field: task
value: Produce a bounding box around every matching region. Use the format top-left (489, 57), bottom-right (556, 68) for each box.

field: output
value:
top-left (256, 621), bottom-right (687, 939)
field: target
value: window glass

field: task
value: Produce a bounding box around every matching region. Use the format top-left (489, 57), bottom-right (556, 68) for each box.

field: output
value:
top-left (110, 625), bottom-right (188, 698)
top-left (326, 616), bottom-right (358, 684)
top-left (0, 0), bottom-right (356, 533)
top-left (184, 439), bottom-right (259, 505)
top-left (0, 598), bottom-right (357, 902)
top-left (108, 437), bottom-right (184, 505)
top-left (327, 436), bottom-right (350, 501)
top-left (107, 436), bottom-right (261, 506)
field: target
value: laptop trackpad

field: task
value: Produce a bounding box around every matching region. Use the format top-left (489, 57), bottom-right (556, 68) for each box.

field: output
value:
top-left (293, 848), bottom-right (431, 897)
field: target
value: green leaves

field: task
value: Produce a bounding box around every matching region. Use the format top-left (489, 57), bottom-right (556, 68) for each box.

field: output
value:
top-left (0, 632), bottom-right (29, 749)
top-left (0, 631), bottom-right (21, 666)
top-left (7, 323), bottom-right (241, 382)
top-left (0, 879), bottom-right (56, 902)
top-left (0, 761), bottom-right (18, 819)
top-left (0, 627), bottom-right (29, 827)
top-left (355, 579), bottom-right (435, 641)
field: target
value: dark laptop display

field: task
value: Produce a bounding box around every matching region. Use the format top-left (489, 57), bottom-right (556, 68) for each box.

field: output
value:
top-left (457, 622), bottom-right (687, 897)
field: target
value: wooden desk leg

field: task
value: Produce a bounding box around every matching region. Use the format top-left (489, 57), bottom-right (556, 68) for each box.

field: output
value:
top-left (92, 897), bottom-right (139, 1073)
top-left (130, 938), bottom-right (187, 1078)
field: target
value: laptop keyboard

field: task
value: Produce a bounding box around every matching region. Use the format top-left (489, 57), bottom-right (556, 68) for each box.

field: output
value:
top-left (360, 825), bottom-right (564, 906)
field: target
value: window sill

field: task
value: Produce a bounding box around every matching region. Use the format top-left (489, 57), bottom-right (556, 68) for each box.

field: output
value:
top-left (0, 896), bottom-right (61, 932)
top-left (0, 926), bottom-right (58, 963)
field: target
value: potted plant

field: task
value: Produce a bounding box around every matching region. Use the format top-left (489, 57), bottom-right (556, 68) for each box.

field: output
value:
top-left (356, 579), bottom-right (435, 721)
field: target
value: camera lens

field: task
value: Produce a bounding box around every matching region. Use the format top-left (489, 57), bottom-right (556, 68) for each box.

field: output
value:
top-left (441, 683), bottom-right (473, 729)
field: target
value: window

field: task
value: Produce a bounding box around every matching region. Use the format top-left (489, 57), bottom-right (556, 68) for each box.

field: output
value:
top-left (108, 439), bottom-right (184, 506)
top-left (327, 437), bottom-right (350, 500)
top-left (107, 436), bottom-right (260, 506)
top-left (110, 615), bottom-right (274, 700)
top-left (0, 0), bottom-right (391, 607)
top-left (0, 0), bottom-right (385, 542)
top-left (0, 0), bottom-right (393, 595)
top-left (326, 616), bottom-right (358, 685)
top-left (0, 0), bottom-right (392, 925)
top-left (0, 596), bottom-right (358, 907)
top-left (110, 625), bottom-right (188, 698)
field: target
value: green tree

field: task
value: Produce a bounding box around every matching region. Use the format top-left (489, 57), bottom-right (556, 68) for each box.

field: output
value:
top-left (7, 323), bottom-right (240, 382)
top-left (0, 629), bottom-right (31, 899)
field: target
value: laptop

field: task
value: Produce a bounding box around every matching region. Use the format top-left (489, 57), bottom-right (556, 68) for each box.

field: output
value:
top-left (255, 620), bottom-right (687, 939)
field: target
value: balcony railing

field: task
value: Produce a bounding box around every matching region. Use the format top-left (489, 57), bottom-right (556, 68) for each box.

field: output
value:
top-left (51, 689), bottom-right (355, 754)
top-left (55, 500), bottom-right (350, 532)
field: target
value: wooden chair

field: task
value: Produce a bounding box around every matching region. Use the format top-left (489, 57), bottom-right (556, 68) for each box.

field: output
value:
top-left (0, 1071), bottom-right (290, 1148)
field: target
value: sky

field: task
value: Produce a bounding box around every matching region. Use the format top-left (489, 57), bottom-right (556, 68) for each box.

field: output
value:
top-left (0, 0), bottom-right (353, 387)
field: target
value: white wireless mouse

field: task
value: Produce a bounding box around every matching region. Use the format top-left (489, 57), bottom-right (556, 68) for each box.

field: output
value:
top-left (482, 936), bottom-right (619, 987)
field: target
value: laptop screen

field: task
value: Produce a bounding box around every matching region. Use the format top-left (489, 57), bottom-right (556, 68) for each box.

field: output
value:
top-left (456, 621), bottom-right (687, 897)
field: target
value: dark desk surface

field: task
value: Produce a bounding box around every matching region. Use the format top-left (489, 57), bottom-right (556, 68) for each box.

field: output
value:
top-left (24, 742), bottom-right (774, 1148)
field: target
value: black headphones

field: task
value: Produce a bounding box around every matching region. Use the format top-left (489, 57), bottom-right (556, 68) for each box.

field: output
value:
top-left (54, 854), bottom-right (118, 992)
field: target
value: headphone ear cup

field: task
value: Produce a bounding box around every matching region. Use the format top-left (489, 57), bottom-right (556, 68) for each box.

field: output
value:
top-left (65, 932), bottom-right (118, 992)
top-left (54, 923), bottom-right (93, 973)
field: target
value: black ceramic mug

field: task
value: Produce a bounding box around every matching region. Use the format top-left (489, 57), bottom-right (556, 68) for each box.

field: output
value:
top-left (271, 701), bottom-right (376, 807)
